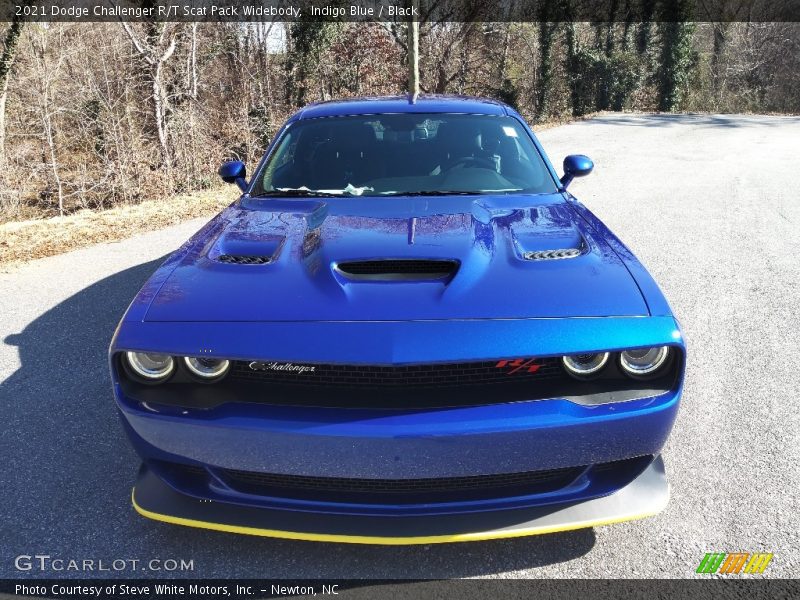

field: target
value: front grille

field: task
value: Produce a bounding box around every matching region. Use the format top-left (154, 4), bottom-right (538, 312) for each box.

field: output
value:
top-left (156, 456), bottom-right (652, 506)
top-left (230, 357), bottom-right (564, 389)
top-left (217, 254), bottom-right (272, 265)
top-left (216, 465), bottom-right (585, 503)
top-left (336, 259), bottom-right (458, 280)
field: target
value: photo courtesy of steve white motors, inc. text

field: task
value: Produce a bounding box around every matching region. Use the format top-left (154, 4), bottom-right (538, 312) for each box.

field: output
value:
top-left (14, 583), bottom-right (339, 598)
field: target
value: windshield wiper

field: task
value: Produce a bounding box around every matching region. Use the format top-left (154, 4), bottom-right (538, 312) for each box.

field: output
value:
top-left (379, 190), bottom-right (487, 197)
top-left (253, 184), bottom-right (375, 198)
top-left (252, 189), bottom-right (343, 198)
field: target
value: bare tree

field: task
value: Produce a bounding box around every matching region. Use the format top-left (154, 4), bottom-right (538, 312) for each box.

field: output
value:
top-left (119, 20), bottom-right (178, 169)
top-left (0, 19), bottom-right (798, 222)
top-left (29, 25), bottom-right (67, 215)
top-left (0, 12), bottom-right (26, 170)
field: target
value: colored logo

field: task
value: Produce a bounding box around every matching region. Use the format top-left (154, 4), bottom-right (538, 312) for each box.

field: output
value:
top-left (494, 358), bottom-right (541, 375)
top-left (696, 553), bottom-right (773, 574)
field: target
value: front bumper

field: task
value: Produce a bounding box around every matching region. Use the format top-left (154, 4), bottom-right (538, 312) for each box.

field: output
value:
top-left (132, 455), bottom-right (669, 544)
top-left (114, 316), bottom-right (684, 542)
top-left (114, 316), bottom-right (683, 478)
top-left (118, 387), bottom-right (680, 479)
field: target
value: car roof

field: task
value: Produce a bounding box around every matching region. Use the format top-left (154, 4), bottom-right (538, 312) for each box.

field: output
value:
top-left (294, 95), bottom-right (511, 120)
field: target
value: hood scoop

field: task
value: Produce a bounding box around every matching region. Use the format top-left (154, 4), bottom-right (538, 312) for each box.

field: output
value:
top-left (145, 196), bottom-right (651, 322)
top-left (335, 259), bottom-right (459, 282)
top-left (523, 246), bottom-right (585, 261)
top-left (509, 206), bottom-right (588, 262)
top-left (217, 254), bottom-right (273, 265)
top-left (207, 230), bottom-right (285, 266)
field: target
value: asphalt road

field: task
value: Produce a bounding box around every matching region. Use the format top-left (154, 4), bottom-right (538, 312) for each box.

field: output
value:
top-left (1, 114), bottom-right (798, 580)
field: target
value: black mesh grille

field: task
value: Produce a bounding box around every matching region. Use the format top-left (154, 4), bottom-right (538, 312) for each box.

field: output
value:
top-left (336, 259), bottom-right (458, 280)
top-left (217, 254), bottom-right (272, 265)
top-left (157, 456), bottom-right (652, 505)
top-left (230, 358), bottom-right (563, 389)
top-left (222, 466), bottom-right (581, 493)
top-left (217, 465), bottom-right (584, 502)
top-left (524, 248), bottom-right (583, 260)
top-left (127, 355), bottom-right (679, 411)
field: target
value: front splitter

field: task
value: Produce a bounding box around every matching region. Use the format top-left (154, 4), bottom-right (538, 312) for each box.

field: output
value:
top-left (131, 456), bottom-right (669, 545)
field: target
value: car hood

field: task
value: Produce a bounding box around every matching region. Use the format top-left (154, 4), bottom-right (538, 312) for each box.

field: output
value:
top-left (143, 194), bottom-right (648, 322)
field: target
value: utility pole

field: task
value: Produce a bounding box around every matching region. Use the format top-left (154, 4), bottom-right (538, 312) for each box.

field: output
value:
top-left (407, 0), bottom-right (420, 101)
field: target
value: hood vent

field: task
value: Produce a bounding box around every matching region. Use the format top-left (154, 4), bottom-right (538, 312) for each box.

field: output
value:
top-left (217, 254), bottom-right (272, 265)
top-left (336, 259), bottom-right (459, 281)
top-left (524, 248), bottom-right (583, 261)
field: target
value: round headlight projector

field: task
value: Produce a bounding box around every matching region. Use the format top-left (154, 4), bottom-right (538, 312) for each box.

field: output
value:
top-left (562, 352), bottom-right (609, 379)
top-left (620, 346), bottom-right (670, 377)
top-left (125, 352), bottom-right (175, 382)
top-left (183, 356), bottom-right (230, 380)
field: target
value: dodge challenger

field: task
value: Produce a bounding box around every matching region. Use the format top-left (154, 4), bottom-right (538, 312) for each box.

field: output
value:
top-left (110, 95), bottom-right (685, 544)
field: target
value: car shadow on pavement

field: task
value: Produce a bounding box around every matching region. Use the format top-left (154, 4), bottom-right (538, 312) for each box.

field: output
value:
top-left (0, 258), bottom-right (595, 579)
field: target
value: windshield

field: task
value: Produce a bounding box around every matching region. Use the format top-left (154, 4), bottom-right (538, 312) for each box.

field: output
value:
top-left (252, 113), bottom-right (558, 197)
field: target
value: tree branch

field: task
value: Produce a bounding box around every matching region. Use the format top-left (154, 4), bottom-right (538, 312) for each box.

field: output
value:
top-left (119, 21), bottom-right (154, 64)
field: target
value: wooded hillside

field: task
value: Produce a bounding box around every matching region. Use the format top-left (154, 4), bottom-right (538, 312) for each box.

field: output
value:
top-left (0, 18), bottom-right (797, 221)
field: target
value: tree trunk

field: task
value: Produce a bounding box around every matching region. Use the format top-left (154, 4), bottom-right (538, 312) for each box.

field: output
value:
top-left (0, 16), bottom-right (26, 170)
top-left (711, 22), bottom-right (729, 95)
top-left (152, 60), bottom-right (170, 169)
top-left (636, 0), bottom-right (656, 55)
top-left (119, 21), bottom-right (176, 170)
top-left (499, 20), bottom-right (513, 82)
top-left (43, 104), bottom-right (64, 216)
top-left (564, 22), bottom-right (583, 116)
top-left (605, 0), bottom-right (619, 56)
top-left (657, 0), bottom-right (696, 113)
top-left (536, 20), bottom-right (558, 120)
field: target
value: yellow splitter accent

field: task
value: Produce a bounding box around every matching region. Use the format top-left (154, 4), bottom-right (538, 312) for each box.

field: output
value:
top-left (131, 457), bottom-right (670, 545)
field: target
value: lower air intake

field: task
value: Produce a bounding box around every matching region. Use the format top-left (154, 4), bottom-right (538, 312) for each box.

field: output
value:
top-left (336, 259), bottom-right (459, 281)
top-left (216, 465), bottom-right (585, 503)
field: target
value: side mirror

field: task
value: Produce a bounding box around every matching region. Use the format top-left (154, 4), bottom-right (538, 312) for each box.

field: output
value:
top-left (218, 160), bottom-right (248, 192)
top-left (561, 155), bottom-right (594, 189)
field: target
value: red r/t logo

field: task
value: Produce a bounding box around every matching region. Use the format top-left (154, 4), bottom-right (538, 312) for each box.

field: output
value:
top-left (495, 358), bottom-right (541, 375)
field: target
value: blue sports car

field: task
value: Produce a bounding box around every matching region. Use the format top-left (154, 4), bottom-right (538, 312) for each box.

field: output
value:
top-left (111, 96), bottom-right (685, 544)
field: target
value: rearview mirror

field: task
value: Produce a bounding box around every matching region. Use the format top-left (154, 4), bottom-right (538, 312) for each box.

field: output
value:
top-left (561, 155), bottom-right (594, 189)
top-left (218, 160), bottom-right (248, 192)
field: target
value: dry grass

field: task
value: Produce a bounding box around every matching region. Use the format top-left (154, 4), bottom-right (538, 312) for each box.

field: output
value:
top-left (0, 187), bottom-right (237, 268)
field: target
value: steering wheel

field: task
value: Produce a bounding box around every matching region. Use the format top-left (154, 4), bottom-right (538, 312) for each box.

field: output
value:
top-left (441, 155), bottom-right (496, 172)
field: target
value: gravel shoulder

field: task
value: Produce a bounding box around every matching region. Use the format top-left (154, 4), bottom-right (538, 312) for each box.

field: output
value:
top-left (0, 187), bottom-right (236, 268)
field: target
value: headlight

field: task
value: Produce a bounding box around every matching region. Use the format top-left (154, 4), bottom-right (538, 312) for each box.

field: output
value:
top-left (562, 352), bottom-right (609, 379)
top-left (125, 352), bottom-right (175, 383)
top-left (620, 346), bottom-right (670, 377)
top-left (183, 356), bottom-right (230, 381)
